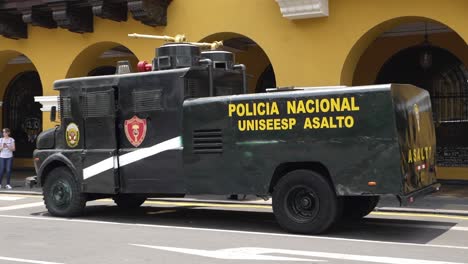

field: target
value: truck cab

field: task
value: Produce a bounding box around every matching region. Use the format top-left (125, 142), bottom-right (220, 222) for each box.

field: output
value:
top-left (34, 42), bottom-right (246, 203)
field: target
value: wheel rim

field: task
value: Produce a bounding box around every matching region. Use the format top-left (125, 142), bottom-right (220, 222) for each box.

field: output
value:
top-left (285, 185), bottom-right (319, 223)
top-left (50, 179), bottom-right (72, 209)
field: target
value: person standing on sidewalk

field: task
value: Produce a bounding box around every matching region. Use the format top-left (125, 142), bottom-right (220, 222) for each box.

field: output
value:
top-left (0, 128), bottom-right (15, 189)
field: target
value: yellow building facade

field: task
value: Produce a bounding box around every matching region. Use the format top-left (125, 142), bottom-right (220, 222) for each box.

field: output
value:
top-left (0, 0), bottom-right (467, 180)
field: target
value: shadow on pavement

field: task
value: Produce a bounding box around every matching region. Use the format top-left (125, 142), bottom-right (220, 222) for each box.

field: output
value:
top-left (30, 204), bottom-right (457, 245)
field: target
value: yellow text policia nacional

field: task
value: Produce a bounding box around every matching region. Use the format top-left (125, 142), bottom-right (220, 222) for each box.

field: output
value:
top-left (228, 97), bottom-right (360, 132)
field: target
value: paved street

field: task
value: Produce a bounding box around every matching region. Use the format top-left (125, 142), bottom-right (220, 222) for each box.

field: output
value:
top-left (0, 194), bottom-right (467, 264)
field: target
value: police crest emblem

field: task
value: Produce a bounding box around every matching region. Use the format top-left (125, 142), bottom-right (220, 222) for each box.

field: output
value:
top-left (66, 123), bottom-right (80, 148)
top-left (124, 116), bottom-right (147, 147)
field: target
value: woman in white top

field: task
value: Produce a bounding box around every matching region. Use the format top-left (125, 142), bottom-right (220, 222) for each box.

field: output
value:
top-left (0, 128), bottom-right (15, 189)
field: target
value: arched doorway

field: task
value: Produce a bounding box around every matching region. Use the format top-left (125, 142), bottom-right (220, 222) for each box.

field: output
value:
top-left (88, 66), bottom-right (117, 76)
top-left (200, 33), bottom-right (276, 93)
top-left (377, 46), bottom-right (468, 167)
top-left (347, 19), bottom-right (468, 178)
top-left (3, 71), bottom-right (43, 158)
top-left (67, 43), bottom-right (138, 78)
top-left (256, 64), bottom-right (276, 93)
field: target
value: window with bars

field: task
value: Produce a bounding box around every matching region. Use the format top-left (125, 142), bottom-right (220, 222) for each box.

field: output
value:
top-left (133, 89), bottom-right (163, 112)
top-left (58, 96), bottom-right (72, 119)
top-left (81, 90), bottom-right (115, 118)
top-left (431, 64), bottom-right (468, 123)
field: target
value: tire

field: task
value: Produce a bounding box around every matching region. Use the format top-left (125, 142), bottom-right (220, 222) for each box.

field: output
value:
top-left (272, 170), bottom-right (338, 234)
top-left (341, 196), bottom-right (379, 221)
top-left (113, 194), bottom-right (146, 209)
top-left (43, 167), bottom-right (86, 217)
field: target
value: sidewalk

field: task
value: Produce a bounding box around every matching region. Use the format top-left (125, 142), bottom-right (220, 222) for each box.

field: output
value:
top-left (0, 169), bottom-right (41, 194)
top-left (1, 171), bottom-right (468, 216)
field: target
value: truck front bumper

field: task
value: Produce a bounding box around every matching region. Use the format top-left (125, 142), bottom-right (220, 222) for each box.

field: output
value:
top-left (398, 182), bottom-right (441, 206)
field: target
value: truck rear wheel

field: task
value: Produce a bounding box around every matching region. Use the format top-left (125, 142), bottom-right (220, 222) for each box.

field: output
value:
top-left (43, 167), bottom-right (86, 217)
top-left (272, 170), bottom-right (338, 234)
top-left (341, 196), bottom-right (379, 220)
top-left (113, 195), bottom-right (146, 209)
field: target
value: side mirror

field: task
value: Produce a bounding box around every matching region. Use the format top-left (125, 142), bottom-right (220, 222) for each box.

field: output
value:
top-left (50, 106), bottom-right (57, 122)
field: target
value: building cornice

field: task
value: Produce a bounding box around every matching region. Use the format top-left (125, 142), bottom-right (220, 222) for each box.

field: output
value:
top-left (0, 0), bottom-right (172, 39)
top-left (276, 0), bottom-right (328, 19)
top-left (34, 95), bottom-right (58, 112)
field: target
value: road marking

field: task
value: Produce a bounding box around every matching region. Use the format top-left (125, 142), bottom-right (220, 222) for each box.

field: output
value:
top-left (130, 245), bottom-right (466, 264)
top-left (143, 200), bottom-right (271, 209)
top-left (131, 244), bottom-right (322, 262)
top-left (0, 214), bottom-right (467, 251)
top-left (96, 199), bottom-right (271, 209)
top-left (146, 209), bottom-right (177, 215)
top-left (0, 202), bottom-right (43, 211)
top-left (98, 198), bottom-right (272, 209)
top-left (0, 256), bottom-right (63, 264)
top-left (0, 196), bottom-right (25, 201)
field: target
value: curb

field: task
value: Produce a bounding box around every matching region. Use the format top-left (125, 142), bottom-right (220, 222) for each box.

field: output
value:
top-left (374, 207), bottom-right (468, 217)
top-left (2, 192), bottom-right (468, 217)
top-left (146, 198), bottom-right (468, 217)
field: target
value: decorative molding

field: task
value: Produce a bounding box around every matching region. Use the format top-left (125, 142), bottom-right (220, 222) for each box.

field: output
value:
top-left (128, 0), bottom-right (171, 27)
top-left (48, 1), bottom-right (93, 33)
top-left (19, 4), bottom-right (57, 28)
top-left (100, 50), bottom-right (134, 58)
top-left (7, 55), bottom-right (32, 65)
top-left (0, 0), bottom-right (173, 38)
top-left (90, 0), bottom-right (127, 22)
top-left (275, 0), bottom-right (328, 19)
top-left (34, 96), bottom-right (58, 112)
top-left (0, 12), bottom-right (27, 39)
top-left (380, 21), bottom-right (451, 37)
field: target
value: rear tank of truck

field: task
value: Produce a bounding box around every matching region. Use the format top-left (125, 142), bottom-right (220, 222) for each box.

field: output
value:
top-left (182, 84), bottom-right (439, 201)
top-left (390, 84), bottom-right (438, 203)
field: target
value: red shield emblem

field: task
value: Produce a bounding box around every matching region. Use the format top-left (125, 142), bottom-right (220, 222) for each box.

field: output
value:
top-left (124, 116), bottom-right (147, 147)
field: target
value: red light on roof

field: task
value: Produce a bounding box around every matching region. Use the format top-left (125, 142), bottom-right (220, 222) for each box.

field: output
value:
top-left (137, 61), bottom-right (152, 72)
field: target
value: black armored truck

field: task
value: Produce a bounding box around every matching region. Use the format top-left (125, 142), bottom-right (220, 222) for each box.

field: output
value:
top-left (33, 34), bottom-right (440, 234)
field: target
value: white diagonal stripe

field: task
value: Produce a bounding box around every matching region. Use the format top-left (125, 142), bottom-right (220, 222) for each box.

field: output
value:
top-left (83, 136), bottom-right (182, 180)
top-left (119, 136), bottom-right (182, 167)
top-left (0, 256), bottom-right (64, 264)
top-left (83, 156), bottom-right (114, 180)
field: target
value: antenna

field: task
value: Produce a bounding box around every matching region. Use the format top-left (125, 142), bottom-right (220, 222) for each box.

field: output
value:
top-left (127, 33), bottom-right (186, 42)
top-left (128, 33), bottom-right (223, 50)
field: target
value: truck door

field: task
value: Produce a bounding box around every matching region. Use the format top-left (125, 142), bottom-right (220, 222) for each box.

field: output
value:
top-left (116, 73), bottom-right (185, 194)
top-left (81, 86), bottom-right (119, 194)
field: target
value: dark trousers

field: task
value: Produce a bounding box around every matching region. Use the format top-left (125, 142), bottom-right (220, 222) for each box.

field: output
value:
top-left (0, 157), bottom-right (13, 185)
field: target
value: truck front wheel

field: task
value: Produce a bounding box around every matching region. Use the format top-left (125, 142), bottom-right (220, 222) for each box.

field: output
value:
top-left (43, 167), bottom-right (86, 217)
top-left (113, 195), bottom-right (146, 209)
top-left (272, 170), bottom-right (338, 234)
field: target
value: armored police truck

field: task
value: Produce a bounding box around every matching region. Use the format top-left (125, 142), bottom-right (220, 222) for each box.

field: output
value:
top-left (33, 35), bottom-right (440, 234)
